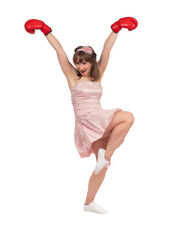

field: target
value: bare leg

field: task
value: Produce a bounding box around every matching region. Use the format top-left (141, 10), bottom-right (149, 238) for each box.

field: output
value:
top-left (84, 111), bottom-right (134, 205)
top-left (85, 167), bottom-right (108, 205)
top-left (105, 118), bottom-right (134, 161)
top-left (85, 137), bottom-right (109, 205)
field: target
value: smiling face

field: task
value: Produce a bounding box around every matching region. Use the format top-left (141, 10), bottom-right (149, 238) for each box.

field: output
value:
top-left (75, 57), bottom-right (92, 77)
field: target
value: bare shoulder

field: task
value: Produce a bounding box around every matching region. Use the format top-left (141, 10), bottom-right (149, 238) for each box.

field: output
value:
top-left (97, 75), bottom-right (102, 85)
top-left (97, 80), bottom-right (102, 86)
top-left (66, 74), bottom-right (79, 90)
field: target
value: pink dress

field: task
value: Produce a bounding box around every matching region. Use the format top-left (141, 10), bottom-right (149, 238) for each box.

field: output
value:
top-left (71, 81), bottom-right (122, 158)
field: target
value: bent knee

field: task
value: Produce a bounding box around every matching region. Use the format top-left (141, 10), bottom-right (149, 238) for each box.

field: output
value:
top-left (126, 112), bottom-right (134, 125)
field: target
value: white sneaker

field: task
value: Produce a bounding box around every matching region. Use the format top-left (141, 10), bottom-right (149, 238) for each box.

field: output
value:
top-left (94, 148), bottom-right (110, 175)
top-left (84, 201), bottom-right (107, 214)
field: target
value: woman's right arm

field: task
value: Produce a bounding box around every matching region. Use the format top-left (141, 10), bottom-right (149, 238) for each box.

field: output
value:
top-left (46, 33), bottom-right (77, 81)
top-left (24, 19), bottom-right (77, 85)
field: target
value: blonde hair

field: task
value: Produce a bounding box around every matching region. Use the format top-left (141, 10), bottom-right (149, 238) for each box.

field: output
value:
top-left (73, 46), bottom-right (100, 81)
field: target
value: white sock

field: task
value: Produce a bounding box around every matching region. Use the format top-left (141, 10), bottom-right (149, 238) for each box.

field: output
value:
top-left (84, 201), bottom-right (107, 214)
top-left (94, 148), bottom-right (110, 175)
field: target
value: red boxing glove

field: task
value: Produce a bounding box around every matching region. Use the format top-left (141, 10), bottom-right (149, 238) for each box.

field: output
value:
top-left (24, 19), bottom-right (52, 36)
top-left (111, 17), bottom-right (138, 33)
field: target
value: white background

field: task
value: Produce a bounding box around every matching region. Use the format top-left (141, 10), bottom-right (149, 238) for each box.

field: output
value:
top-left (0, 0), bottom-right (180, 239)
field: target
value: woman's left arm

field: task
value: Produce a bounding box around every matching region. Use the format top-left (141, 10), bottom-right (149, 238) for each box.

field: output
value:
top-left (98, 16), bottom-right (138, 79)
top-left (98, 31), bottom-right (118, 78)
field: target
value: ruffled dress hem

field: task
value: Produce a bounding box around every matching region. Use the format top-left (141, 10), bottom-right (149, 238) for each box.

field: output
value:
top-left (76, 108), bottom-right (122, 158)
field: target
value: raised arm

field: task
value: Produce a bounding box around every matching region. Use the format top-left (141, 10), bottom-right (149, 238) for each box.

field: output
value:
top-left (46, 33), bottom-right (76, 81)
top-left (24, 19), bottom-right (77, 87)
top-left (98, 17), bottom-right (138, 78)
top-left (98, 31), bottom-right (118, 78)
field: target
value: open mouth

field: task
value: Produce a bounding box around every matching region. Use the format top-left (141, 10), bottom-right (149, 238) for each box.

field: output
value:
top-left (80, 70), bottom-right (86, 74)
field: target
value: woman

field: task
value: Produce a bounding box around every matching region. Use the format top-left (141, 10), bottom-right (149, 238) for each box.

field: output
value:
top-left (24, 17), bottom-right (138, 214)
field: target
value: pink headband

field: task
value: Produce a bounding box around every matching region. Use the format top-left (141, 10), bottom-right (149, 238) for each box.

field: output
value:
top-left (77, 46), bottom-right (93, 55)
